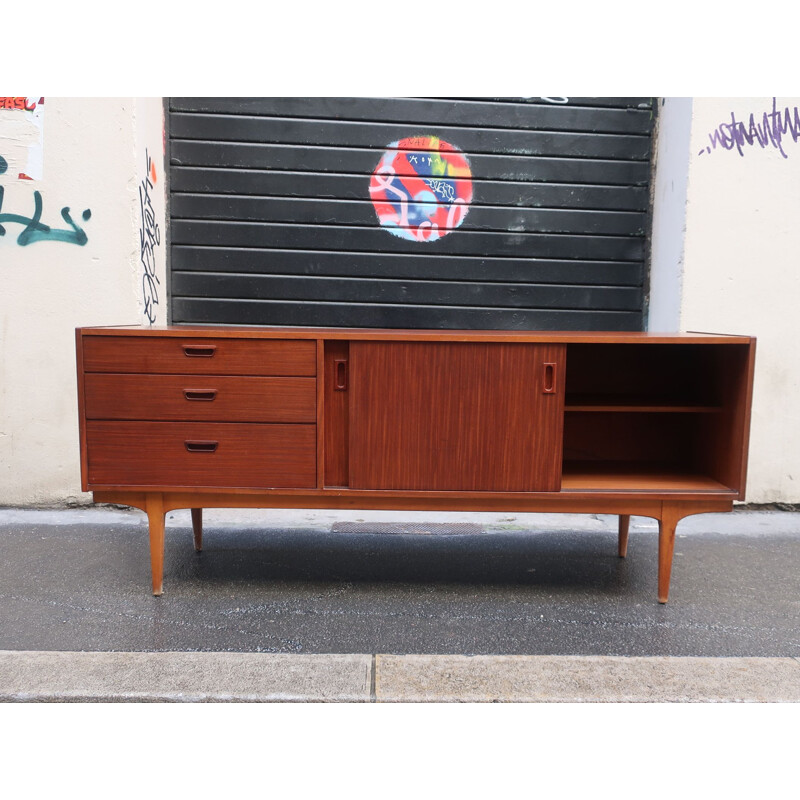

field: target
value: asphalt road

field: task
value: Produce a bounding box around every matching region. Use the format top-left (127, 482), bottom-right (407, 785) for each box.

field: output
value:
top-left (0, 507), bottom-right (798, 657)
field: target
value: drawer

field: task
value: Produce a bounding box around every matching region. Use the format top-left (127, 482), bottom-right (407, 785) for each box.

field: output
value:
top-left (86, 421), bottom-right (316, 489)
top-left (82, 336), bottom-right (316, 376)
top-left (84, 374), bottom-right (316, 423)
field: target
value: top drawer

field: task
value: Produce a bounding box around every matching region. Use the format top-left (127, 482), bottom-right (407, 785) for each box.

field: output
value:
top-left (82, 336), bottom-right (317, 376)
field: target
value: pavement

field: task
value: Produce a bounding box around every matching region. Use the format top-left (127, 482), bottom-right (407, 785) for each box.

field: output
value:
top-left (0, 505), bottom-right (798, 702)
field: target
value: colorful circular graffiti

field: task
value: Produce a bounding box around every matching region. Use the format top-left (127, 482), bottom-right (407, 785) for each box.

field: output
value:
top-left (369, 136), bottom-right (473, 242)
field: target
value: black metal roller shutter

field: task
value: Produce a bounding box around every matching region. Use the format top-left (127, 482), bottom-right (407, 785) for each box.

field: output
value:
top-left (167, 97), bottom-right (654, 330)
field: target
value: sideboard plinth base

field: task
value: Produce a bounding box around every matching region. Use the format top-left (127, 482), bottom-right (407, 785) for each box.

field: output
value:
top-left (93, 490), bottom-right (733, 603)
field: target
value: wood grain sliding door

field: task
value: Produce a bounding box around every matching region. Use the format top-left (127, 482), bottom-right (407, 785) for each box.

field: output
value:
top-left (349, 341), bottom-right (565, 492)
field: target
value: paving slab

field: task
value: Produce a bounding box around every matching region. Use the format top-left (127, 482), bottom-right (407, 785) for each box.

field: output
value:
top-left (0, 651), bottom-right (372, 703)
top-left (376, 654), bottom-right (800, 703)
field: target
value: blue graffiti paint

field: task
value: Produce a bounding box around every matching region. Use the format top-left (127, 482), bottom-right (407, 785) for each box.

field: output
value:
top-left (0, 188), bottom-right (91, 246)
top-left (0, 155), bottom-right (7, 174)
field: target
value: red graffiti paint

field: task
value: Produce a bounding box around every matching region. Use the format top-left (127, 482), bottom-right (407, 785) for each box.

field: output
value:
top-left (369, 136), bottom-right (473, 242)
top-left (0, 97), bottom-right (38, 111)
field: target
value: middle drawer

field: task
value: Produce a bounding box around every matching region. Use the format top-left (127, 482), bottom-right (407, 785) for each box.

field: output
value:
top-left (84, 374), bottom-right (316, 423)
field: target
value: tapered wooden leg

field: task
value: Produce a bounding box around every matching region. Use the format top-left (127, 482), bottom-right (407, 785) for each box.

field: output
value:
top-left (191, 507), bottom-right (203, 552)
top-left (618, 514), bottom-right (630, 558)
top-left (146, 493), bottom-right (165, 596)
top-left (657, 503), bottom-right (681, 604)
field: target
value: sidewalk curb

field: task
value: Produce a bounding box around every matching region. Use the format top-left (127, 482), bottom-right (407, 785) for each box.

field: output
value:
top-left (1, 651), bottom-right (798, 703)
top-left (0, 651), bottom-right (372, 703)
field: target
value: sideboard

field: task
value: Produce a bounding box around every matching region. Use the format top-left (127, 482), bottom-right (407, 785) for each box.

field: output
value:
top-left (75, 326), bottom-right (756, 602)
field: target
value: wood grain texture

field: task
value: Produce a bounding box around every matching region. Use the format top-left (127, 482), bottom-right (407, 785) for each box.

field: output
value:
top-left (694, 342), bottom-right (756, 498)
top-left (561, 463), bottom-right (731, 493)
top-left (86, 421), bottom-right (316, 489)
top-left (78, 326), bottom-right (753, 345)
top-left (349, 341), bottom-right (565, 492)
top-left (315, 338), bottom-right (325, 490)
top-left (323, 340), bottom-right (349, 487)
top-left (95, 490), bottom-right (733, 518)
top-left (618, 515), bottom-right (630, 558)
top-left (82, 335), bottom-right (316, 376)
top-left (75, 330), bottom-right (89, 492)
top-left (191, 507), bottom-right (203, 551)
top-left (146, 493), bottom-right (165, 596)
top-left (84, 374), bottom-right (316, 423)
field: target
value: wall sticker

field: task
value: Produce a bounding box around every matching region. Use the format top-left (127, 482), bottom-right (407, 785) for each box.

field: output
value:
top-left (0, 97), bottom-right (44, 180)
top-left (369, 136), bottom-right (473, 242)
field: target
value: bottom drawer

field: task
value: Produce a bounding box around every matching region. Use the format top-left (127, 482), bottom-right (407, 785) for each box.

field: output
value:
top-left (86, 421), bottom-right (316, 489)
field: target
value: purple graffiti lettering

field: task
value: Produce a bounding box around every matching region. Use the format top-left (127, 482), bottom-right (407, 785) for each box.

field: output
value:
top-left (700, 98), bottom-right (800, 159)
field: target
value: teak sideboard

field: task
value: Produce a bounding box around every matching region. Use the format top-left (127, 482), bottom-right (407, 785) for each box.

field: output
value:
top-left (75, 326), bottom-right (756, 603)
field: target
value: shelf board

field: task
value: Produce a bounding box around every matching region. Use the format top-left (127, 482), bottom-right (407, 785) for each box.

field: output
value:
top-left (561, 462), bottom-right (733, 492)
top-left (564, 395), bottom-right (722, 413)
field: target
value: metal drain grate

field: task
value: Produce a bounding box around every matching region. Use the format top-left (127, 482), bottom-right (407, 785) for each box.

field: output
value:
top-left (331, 522), bottom-right (484, 536)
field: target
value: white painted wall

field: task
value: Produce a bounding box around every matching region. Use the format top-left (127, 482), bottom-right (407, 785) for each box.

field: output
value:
top-left (651, 97), bottom-right (800, 503)
top-left (0, 97), bottom-right (166, 505)
top-left (647, 97), bottom-right (692, 332)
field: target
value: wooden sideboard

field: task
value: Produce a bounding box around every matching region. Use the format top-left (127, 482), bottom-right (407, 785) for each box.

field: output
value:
top-left (75, 326), bottom-right (756, 602)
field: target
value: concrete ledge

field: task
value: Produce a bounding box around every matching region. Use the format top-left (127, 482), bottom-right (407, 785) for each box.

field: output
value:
top-left (376, 655), bottom-right (800, 703)
top-left (0, 651), bottom-right (372, 703)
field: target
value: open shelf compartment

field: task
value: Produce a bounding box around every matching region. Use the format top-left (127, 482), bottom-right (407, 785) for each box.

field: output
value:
top-left (561, 342), bottom-right (753, 495)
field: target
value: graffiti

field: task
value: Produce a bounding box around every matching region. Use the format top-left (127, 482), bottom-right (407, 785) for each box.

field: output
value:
top-left (138, 148), bottom-right (161, 324)
top-left (0, 184), bottom-right (91, 246)
top-left (425, 178), bottom-right (456, 203)
top-left (699, 98), bottom-right (800, 159)
top-left (0, 97), bottom-right (39, 111)
top-left (369, 136), bottom-right (473, 243)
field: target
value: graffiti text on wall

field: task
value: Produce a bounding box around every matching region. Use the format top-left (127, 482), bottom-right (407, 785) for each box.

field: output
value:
top-left (0, 97), bottom-right (39, 111)
top-left (700, 98), bottom-right (800, 159)
top-left (139, 148), bottom-right (161, 324)
top-left (0, 158), bottom-right (91, 245)
top-left (370, 136), bottom-right (473, 243)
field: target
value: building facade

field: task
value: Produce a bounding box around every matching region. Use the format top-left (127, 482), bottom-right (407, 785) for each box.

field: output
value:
top-left (1, 97), bottom-right (798, 505)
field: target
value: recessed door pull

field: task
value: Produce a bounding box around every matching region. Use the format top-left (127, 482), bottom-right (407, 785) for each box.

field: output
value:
top-left (184, 389), bottom-right (218, 401)
top-left (543, 363), bottom-right (557, 394)
top-left (334, 358), bottom-right (348, 391)
top-left (182, 345), bottom-right (216, 358)
top-left (184, 441), bottom-right (218, 453)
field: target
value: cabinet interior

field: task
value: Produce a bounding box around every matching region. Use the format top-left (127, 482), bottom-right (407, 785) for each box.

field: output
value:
top-left (562, 343), bottom-right (752, 493)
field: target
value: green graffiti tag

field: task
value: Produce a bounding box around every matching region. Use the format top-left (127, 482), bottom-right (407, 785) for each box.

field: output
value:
top-left (0, 182), bottom-right (92, 247)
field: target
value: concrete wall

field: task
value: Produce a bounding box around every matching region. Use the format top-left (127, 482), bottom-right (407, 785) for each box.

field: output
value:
top-left (0, 98), bottom-right (167, 505)
top-left (650, 97), bottom-right (800, 503)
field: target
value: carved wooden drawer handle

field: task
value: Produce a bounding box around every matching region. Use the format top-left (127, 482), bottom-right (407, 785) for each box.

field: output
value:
top-left (183, 389), bottom-right (218, 401)
top-left (184, 440), bottom-right (218, 453)
top-left (182, 345), bottom-right (217, 358)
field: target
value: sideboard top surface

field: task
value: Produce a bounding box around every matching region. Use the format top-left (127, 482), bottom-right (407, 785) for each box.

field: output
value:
top-left (77, 326), bottom-right (755, 346)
